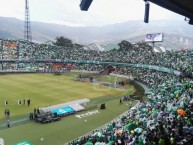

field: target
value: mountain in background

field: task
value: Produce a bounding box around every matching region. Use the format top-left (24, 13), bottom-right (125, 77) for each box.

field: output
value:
top-left (0, 16), bottom-right (193, 49)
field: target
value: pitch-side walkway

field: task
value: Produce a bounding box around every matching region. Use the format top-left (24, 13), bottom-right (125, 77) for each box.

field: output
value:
top-left (135, 81), bottom-right (150, 95)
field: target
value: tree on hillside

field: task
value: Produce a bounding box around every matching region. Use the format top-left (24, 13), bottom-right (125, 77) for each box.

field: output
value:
top-left (118, 40), bottom-right (133, 51)
top-left (54, 36), bottom-right (73, 48)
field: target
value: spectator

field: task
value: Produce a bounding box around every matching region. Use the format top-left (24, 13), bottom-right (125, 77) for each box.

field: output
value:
top-left (7, 119), bottom-right (10, 128)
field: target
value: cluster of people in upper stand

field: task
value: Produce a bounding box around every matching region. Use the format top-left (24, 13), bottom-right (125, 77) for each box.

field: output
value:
top-left (0, 39), bottom-right (192, 76)
top-left (0, 39), bottom-right (193, 144)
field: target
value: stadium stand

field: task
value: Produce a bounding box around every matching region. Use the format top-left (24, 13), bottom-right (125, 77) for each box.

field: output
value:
top-left (0, 38), bottom-right (193, 144)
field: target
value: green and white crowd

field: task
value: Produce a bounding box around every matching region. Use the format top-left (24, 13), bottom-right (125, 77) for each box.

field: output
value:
top-left (0, 39), bottom-right (193, 144)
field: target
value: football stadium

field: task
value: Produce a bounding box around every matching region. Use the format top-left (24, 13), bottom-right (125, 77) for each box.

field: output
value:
top-left (0, 0), bottom-right (193, 145)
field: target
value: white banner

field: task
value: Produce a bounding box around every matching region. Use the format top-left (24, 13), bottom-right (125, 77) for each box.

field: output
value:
top-left (145, 33), bottom-right (163, 42)
top-left (0, 138), bottom-right (4, 145)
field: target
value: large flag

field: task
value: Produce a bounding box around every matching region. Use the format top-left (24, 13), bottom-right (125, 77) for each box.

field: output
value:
top-left (13, 140), bottom-right (33, 145)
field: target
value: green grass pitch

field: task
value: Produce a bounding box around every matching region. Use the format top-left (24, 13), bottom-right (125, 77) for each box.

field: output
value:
top-left (0, 73), bottom-right (136, 145)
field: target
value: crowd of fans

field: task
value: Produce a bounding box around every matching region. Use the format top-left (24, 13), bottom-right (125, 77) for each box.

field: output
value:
top-left (0, 39), bottom-right (193, 144)
top-left (0, 39), bottom-right (192, 74)
top-left (69, 69), bottom-right (193, 145)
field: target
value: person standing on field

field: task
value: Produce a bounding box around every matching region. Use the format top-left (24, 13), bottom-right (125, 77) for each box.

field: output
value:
top-left (7, 119), bottom-right (10, 128)
top-left (5, 100), bottom-right (8, 105)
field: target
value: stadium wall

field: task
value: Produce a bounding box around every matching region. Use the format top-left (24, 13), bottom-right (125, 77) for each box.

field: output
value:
top-left (0, 59), bottom-right (181, 75)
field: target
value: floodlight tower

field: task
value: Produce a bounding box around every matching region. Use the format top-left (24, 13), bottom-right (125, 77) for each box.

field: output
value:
top-left (144, 1), bottom-right (150, 23)
top-left (24, 0), bottom-right (32, 42)
top-left (80, 0), bottom-right (93, 11)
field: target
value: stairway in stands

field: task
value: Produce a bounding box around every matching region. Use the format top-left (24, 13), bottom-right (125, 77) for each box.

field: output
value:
top-left (97, 66), bottom-right (115, 76)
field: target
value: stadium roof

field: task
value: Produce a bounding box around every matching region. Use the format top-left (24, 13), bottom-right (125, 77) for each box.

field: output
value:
top-left (148, 0), bottom-right (193, 24)
top-left (104, 44), bottom-right (120, 52)
top-left (83, 43), bottom-right (105, 51)
top-left (154, 46), bottom-right (166, 53)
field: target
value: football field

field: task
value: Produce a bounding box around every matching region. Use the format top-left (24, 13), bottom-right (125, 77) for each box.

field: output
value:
top-left (0, 73), bottom-right (136, 145)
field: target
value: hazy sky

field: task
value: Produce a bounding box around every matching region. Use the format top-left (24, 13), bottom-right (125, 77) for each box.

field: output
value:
top-left (0, 0), bottom-right (184, 26)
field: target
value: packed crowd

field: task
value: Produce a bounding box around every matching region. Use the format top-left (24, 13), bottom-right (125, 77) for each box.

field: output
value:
top-left (69, 69), bottom-right (193, 145)
top-left (0, 39), bottom-right (192, 74)
top-left (0, 39), bottom-right (193, 144)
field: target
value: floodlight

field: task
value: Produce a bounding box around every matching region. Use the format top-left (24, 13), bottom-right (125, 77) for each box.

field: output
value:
top-left (144, 1), bottom-right (150, 23)
top-left (80, 0), bottom-right (93, 11)
top-left (189, 18), bottom-right (193, 25)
